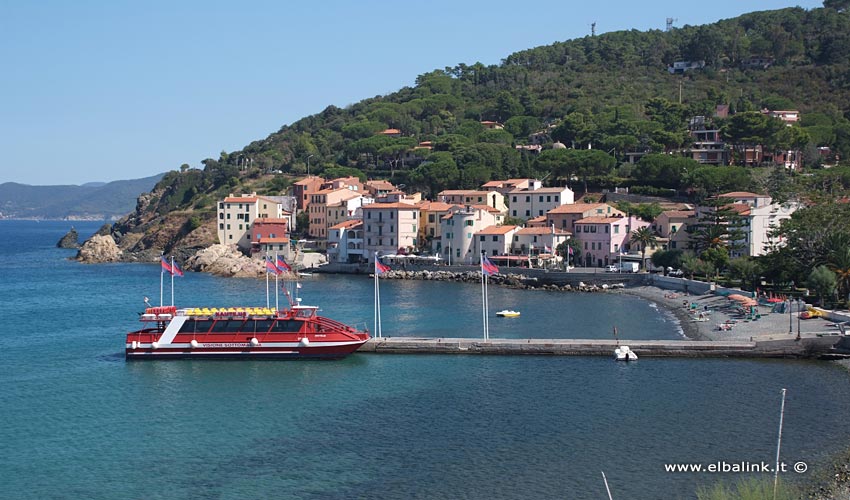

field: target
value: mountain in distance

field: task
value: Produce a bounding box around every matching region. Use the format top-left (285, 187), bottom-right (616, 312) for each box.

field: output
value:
top-left (0, 173), bottom-right (166, 220)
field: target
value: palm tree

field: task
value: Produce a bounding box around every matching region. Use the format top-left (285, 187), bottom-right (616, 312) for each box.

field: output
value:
top-left (630, 227), bottom-right (658, 271)
top-left (827, 244), bottom-right (850, 306)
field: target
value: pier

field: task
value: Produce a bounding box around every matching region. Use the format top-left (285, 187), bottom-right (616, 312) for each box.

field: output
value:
top-left (360, 336), bottom-right (842, 358)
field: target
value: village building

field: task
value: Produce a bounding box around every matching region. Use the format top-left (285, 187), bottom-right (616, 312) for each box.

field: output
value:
top-left (327, 220), bottom-right (365, 264)
top-left (546, 203), bottom-right (624, 233)
top-left (362, 202), bottom-right (421, 262)
top-left (507, 186), bottom-right (574, 220)
top-left (573, 216), bottom-right (650, 268)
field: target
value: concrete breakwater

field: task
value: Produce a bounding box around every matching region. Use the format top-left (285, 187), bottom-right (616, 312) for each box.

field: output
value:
top-left (372, 268), bottom-right (640, 291)
top-left (359, 336), bottom-right (842, 358)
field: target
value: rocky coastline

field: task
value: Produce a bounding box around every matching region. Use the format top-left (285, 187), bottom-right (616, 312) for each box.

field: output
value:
top-left (374, 269), bottom-right (625, 292)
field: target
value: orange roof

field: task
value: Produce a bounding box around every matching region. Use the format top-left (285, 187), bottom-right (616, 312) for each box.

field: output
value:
top-left (253, 218), bottom-right (290, 225)
top-left (477, 225), bottom-right (519, 235)
top-left (224, 197), bottom-right (257, 203)
top-left (362, 202), bottom-right (420, 210)
top-left (481, 180), bottom-right (504, 188)
top-left (576, 216), bottom-right (629, 224)
top-left (416, 201), bottom-right (454, 211)
top-left (469, 204), bottom-right (502, 214)
top-left (659, 210), bottom-right (695, 218)
top-left (727, 203), bottom-right (752, 215)
top-left (548, 203), bottom-right (610, 214)
top-left (718, 191), bottom-right (765, 198)
top-left (516, 227), bottom-right (570, 235)
top-left (379, 128), bottom-right (401, 135)
top-left (329, 220), bottom-right (363, 230)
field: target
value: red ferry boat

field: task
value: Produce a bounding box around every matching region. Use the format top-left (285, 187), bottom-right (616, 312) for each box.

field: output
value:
top-left (126, 304), bottom-right (370, 360)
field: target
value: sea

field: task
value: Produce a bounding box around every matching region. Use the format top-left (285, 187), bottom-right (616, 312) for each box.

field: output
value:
top-left (2, 219), bottom-right (850, 499)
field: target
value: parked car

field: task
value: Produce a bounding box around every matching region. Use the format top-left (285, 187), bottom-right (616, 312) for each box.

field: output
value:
top-left (667, 267), bottom-right (684, 277)
top-left (605, 265), bottom-right (618, 272)
top-left (618, 262), bottom-right (639, 273)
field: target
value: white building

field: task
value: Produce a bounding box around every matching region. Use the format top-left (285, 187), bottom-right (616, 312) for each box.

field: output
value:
top-left (439, 206), bottom-right (501, 264)
top-left (507, 186), bottom-right (574, 220)
top-left (327, 220), bottom-right (365, 264)
top-left (217, 193), bottom-right (287, 251)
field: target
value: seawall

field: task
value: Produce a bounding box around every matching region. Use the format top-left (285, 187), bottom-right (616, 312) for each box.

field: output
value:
top-left (359, 336), bottom-right (841, 358)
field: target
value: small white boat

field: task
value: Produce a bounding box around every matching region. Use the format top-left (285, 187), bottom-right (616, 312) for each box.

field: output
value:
top-left (496, 310), bottom-right (521, 318)
top-left (614, 345), bottom-right (638, 362)
top-left (298, 272), bottom-right (313, 277)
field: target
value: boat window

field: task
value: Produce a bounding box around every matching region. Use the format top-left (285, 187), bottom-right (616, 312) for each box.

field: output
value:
top-left (251, 320), bottom-right (274, 333)
top-left (271, 319), bottom-right (302, 332)
top-left (179, 319), bottom-right (213, 333)
top-left (211, 320), bottom-right (237, 333)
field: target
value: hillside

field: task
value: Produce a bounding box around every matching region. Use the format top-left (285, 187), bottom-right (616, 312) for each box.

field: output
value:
top-left (0, 174), bottom-right (165, 220)
top-left (90, 5), bottom-right (850, 261)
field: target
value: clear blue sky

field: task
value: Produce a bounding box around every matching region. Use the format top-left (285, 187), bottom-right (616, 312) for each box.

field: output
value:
top-left (0, 0), bottom-right (823, 186)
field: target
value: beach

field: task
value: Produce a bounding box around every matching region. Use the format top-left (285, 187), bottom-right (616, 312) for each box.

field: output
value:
top-left (621, 285), bottom-right (844, 342)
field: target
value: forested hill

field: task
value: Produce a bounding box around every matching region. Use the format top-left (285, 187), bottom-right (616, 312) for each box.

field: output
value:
top-left (186, 4), bottom-right (848, 196)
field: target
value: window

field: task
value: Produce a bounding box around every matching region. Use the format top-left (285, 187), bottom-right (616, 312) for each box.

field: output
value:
top-left (526, 196), bottom-right (530, 202)
top-left (391, 238), bottom-right (394, 246)
top-left (590, 226), bottom-right (596, 233)
top-left (539, 196), bottom-right (544, 202)
top-left (226, 224), bottom-right (231, 230)
top-left (219, 213), bottom-right (224, 219)
top-left (533, 236), bottom-right (538, 242)
top-left (219, 203), bottom-right (224, 209)
top-left (219, 223), bottom-right (224, 230)
top-left (480, 236), bottom-right (486, 242)
top-left (614, 244), bottom-right (619, 252)
top-left (546, 196), bottom-right (551, 202)
top-left (390, 212), bottom-right (394, 219)
top-left (584, 242), bottom-right (587, 249)
top-left (512, 196), bottom-right (517, 202)
top-left (525, 210), bottom-right (530, 216)
top-left (492, 236), bottom-right (498, 242)
top-left (226, 213), bottom-right (231, 219)
top-left (367, 212), bottom-right (372, 219)
top-left (429, 214), bottom-right (435, 223)
top-left (605, 226), bottom-right (609, 234)
top-left (555, 196), bottom-right (559, 202)
top-left (512, 210), bottom-right (517, 216)
top-left (467, 233), bottom-right (471, 239)
top-left (466, 220), bottom-right (473, 227)
top-left (239, 224), bottom-right (243, 230)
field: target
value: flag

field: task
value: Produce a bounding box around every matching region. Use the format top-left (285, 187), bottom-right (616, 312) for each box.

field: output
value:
top-left (160, 256), bottom-right (173, 274)
top-left (276, 256), bottom-right (292, 272)
top-left (544, 245), bottom-right (552, 253)
top-left (296, 283), bottom-right (302, 289)
top-left (265, 257), bottom-right (281, 275)
top-left (481, 256), bottom-right (499, 276)
top-left (568, 246), bottom-right (574, 256)
top-left (375, 259), bottom-right (391, 274)
top-left (172, 260), bottom-right (184, 277)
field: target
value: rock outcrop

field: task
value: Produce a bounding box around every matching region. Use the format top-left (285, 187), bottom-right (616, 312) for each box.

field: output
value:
top-left (186, 244), bottom-right (264, 277)
top-left (56, 227), bottom-right (80, 249)
top-left (76, 234), bottom-right (122, 263)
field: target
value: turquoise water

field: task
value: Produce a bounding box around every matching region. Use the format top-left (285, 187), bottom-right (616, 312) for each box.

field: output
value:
top-left (2, 220), bottom-right (850, 499)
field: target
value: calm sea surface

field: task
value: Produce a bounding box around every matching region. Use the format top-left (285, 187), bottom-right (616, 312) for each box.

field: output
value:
top-left (2, 219), bottom-right (850, 499)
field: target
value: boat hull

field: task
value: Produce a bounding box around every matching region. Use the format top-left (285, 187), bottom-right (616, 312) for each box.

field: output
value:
top-left (125, 340), bottom-right (368, 360)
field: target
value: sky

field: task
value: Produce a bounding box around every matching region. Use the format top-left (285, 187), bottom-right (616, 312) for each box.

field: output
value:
top-left (0, 0), bottom-right (824, 186)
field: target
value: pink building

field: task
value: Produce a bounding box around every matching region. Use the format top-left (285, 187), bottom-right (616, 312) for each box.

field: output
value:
top-left (573, 216), bottom-right (650, 268)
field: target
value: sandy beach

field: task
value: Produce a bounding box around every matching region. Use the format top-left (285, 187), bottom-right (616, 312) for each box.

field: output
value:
top-left (620, 285), bottom-right (845, 342)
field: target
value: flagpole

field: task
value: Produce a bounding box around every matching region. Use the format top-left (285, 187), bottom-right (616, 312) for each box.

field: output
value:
top-left (160, 255), bottom-right (164, 307)
top-left (265, 254), bottom-right (270, 309)
top-left (377, 255), bottom-right (383, 338)
top-left (274, 253), bottom-right (279, 312)
top-left (481, 254), bottom-right (487, 341)
top-left (170, 256), bottom-right (175, 307)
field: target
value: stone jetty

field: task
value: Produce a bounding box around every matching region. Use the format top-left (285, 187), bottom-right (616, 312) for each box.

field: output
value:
top-left (358, 336), bottom-right (840, 359)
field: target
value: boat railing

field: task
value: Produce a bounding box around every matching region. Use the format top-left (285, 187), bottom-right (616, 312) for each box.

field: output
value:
top-left (314, 316), bottom-right (362, 335)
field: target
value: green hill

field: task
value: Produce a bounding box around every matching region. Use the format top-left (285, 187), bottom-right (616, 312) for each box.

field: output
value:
top-left (194, 5), bottom-right (849, 198)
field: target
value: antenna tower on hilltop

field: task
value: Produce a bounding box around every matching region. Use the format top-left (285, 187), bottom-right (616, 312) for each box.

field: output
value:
top-left (591, 22), bottom-right (596, 37)
top-left (666, 17), bottom-right (677, 31)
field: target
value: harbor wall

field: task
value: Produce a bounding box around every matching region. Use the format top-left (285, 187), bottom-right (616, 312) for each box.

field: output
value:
top-left (358, 336), bottom-right (840, 359)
